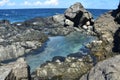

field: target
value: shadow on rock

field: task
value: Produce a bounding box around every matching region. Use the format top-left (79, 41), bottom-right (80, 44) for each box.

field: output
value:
top-left (112, 3), bottom-right (120, 24)
top-left (112, 27), bottom-right (120, 52)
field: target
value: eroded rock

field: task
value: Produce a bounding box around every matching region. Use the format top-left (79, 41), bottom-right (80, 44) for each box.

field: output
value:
top-left (80, 55), bottom-right (120, 80)
top-left (0, 58), bottom-right (30, 80)
top-left (0, 25), bottom-right (48, 61)
top-left (65, 2), bottom-right (93, 27)
top-left (32, 54), bottom-right (93, 80)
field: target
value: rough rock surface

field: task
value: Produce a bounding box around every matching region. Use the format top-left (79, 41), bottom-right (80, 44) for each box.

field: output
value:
top-left (65, 2), bottom-right (93, 27)
top-left (33, 3), bottom-right (120, 80)
top-left (32, 54), bottom-right (93, 80)
top-left (0, 23), bottom-right (48, 61)
top-left (13, 2), bottom-right (94, 36)
top-left (80, 55), bottom-right (120, 80)
top-left (2, 2), bottom-right (120, 80)
top-left (87, 3), bottom-right (120, 61)
top-left (0, 58), bottom-right (30, 80)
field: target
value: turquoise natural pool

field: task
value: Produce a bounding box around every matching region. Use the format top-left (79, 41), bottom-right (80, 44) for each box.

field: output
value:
top-left (25, 32), bottom-right (95, 72)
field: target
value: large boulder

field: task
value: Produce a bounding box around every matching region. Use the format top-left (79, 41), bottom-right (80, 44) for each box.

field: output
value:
top-left (0, 58), bottom-right (31, 80)
top-left (64, 2), bottom-right (93, 27)
top-left (80, 55), bottom-right (120, 80)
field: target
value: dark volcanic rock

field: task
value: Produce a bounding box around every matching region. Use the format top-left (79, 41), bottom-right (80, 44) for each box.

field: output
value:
top-left (112, 28), bottom-right (120, 52)
top-left (64, 2), bottom-right (93, 27)
top-left (112, 3), bottom-right (120, 24)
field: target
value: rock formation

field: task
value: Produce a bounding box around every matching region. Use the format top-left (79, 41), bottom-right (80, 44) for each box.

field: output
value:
top-left (79, 55), bottom-right (120, 80)
top-left (0, 58), bottom-right (30, 80)
top-left (0, 2), bottom-right (120, 80)
top-left (13, 2), bottom-right (94, 36)
top-left (0, 22), bottom-right (48, 61)
top-left (86, 3), bottom-right (120, 61)
top-left (33, 2), bottom-right (120, 80)
top-left (64, 2), bottom-right (93, 28)
top-left (0, 2), bottom-right (94, 63)
top-left (32, 54), bottom-right (93, 80)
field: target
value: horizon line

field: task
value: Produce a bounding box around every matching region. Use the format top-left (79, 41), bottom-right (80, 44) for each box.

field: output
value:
top-left (0, 7), bottom-right (114, 10)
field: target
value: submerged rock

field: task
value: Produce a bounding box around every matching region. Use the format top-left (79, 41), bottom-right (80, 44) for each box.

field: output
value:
top-left (32, 54), bottom-right (93, 80)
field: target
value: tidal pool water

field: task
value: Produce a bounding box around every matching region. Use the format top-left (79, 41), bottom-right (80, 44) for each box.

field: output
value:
top-left (25, 32), bottom-right (95, 72)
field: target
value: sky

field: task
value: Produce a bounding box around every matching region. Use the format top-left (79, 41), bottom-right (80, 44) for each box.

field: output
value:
top-left (0, 0), bottom-right (119, 9)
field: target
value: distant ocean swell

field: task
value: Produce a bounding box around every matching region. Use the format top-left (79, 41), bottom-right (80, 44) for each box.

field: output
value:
top-left (0, 9), bottom-right (110, 23)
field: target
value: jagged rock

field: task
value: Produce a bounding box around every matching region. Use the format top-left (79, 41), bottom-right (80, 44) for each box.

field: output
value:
top-left (0, 25), bottom-right (48, 61)
top-left (33, 55), bottom-right (93, 80)
top-left (0, 58), bottom-right (30, 80)
top-left (80, 55), bottom-right (120, 80)
top-left (64, 2), bottom-right (93, 27)
top-left (88, 3), bottom-right (120, 61)
top-left (11, 2), bottom-right (95, 36)
top-left (94, 11), bottom-right (119, 41)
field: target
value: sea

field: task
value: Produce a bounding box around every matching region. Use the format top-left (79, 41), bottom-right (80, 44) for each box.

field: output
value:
top-left (0, 8), bottom-right (110, 72)
top-left (0, 8), bottom-right (110, 23)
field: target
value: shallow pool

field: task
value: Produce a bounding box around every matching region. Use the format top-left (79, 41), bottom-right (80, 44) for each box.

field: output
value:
top-left (25, 32), bottom-right (95, 72)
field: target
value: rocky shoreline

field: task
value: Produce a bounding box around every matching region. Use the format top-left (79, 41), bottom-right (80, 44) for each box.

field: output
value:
top-left (0, 23), bottom-right (48, 61)
top-left (0, 2), bottom-right (120, 80)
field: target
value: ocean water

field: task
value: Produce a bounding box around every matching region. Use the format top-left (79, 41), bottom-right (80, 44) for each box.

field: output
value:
top-left (0, 8), bottom-right (110, 72)
top-left (0, 8), bottom-right (110, 23)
